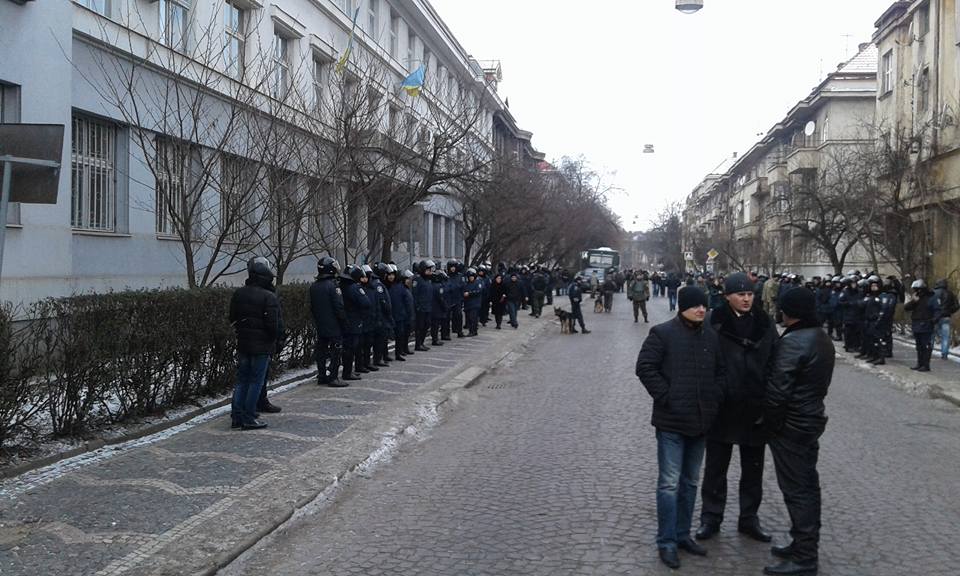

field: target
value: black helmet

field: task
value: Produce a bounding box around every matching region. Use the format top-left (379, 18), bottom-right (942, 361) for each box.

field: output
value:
top-left (466, 267), bottom-right (477, 277)
top-left (361, 264), bottom-right (374, 278)
top-left (374, 262), bottom-right (391, 278)
top-left (401, 269), bottom-right (414, 280)
top-left (434, 270), bottom-right (448, 282)
top-left (345, 265), bottom-right (364, 283)
top-left (247, 256), bottom-right (274, 280)
top-left (317, 256), bottom-right (340, 278)
top-left (418, 259), bottom-right (436, 274)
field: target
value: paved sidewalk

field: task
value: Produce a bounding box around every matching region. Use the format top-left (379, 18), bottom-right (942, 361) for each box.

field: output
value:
top-left (0, 318), bottom-right (548, 576)
top-left (844, 336), bottom-right (960, 408)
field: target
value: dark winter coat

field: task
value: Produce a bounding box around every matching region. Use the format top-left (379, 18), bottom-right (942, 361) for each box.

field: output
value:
top-left (505, 278), bottom-right (525, 304)
top-left (309, 277), bottom-right (346, 338)
top-left (490, 278), bottom-right (508, 315)
top-left (229, 277), bottom-right (281, 356)
top-left (531, 273), bottom-right (548, 292)
top-left (370, 278), bottom-right (393, 332)
top-left (445, 273), bottom-right (465, 308)
top-left (706, 304), bottom-right (776, 445)
top-left (463, 278), bottom-right (483, 311)
top-left (412, 273), bottom-right (434, 315)
top-left (905, 290), bottom-right (940, 334)
top-left (341, 279), bottom-right (370, 335)
top-left (388, 282), bottom-right (410, 325)
top-left (636, 316), bottom-right (727, 437)
top-left (764, 324), bottom-right (835, 440)
top-left (432, 279), bottom-right (449, 319)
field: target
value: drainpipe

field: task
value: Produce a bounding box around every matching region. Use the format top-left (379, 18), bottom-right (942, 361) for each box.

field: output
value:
top-left (933, 0), bottom-right (941, 151)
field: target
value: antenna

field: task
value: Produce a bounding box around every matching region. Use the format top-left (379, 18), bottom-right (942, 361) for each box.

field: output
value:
top-left (841, 33), bottom-right (854, 59)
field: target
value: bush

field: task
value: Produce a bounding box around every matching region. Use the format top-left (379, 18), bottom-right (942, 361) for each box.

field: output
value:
top-left (0, 284), bottom-right (318, 444)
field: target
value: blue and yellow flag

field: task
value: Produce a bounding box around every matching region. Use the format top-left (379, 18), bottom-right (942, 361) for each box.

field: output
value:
top-left (401, 65), bottom-right (425, 97)
top-left (335, 6), bottom-right (360, 74)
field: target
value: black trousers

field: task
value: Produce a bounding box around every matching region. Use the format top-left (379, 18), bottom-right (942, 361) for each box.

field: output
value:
top-left (449, 305), bottom-right (464, 336)
top-left (394, 321), bottom-right (410, 355)
top-left (357, 332), bottom-right (374, 371)
top-left (570, 302), bottom-right (586, 331)
top-left (415, 314), bottom-right (429, 348)
top-left (432, 315), bottom-right (447, 343)
top-left (700, 440), bottom-right (765, 527)
top-left (769, 435), bottom-right (821, 564)
top-left (315, 336), bottom-right (342, 383)
top-left (341, 334), bottom-right (359, 378)
top-left (843, 323), bottom-right (861, 351)
top-left (465, 308), bottom-right (479, 334)
top-left (532, 291), bottom-right (545, 316)
top-left (373, 328), bottom-right (390, 364)
top-left (480, 298), bottom-right (490, 325)
top-left (915, 331), bottom-right (933, 368)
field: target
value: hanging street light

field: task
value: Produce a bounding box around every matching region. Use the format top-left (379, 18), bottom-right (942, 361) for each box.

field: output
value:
top-left (675, 0), bottom-right (703, 14)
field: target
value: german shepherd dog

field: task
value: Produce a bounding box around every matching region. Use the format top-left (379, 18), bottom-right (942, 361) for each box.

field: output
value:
top-left (593, 297), bottom-right (605, 314)
top-left (554, 307), bottom-right (573, 334)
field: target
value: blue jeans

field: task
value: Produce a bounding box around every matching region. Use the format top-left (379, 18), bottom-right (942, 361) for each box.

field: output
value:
top-left (668, 291), bottom-right (678, 311)
top-left (938, 317), bottom-right (952, 358)
top-left (506, 301), bottom-right (518, 327)
top-left (656, 430), bottom-right (706, 550)
top-left (232, 352), bottom-right (270, 425)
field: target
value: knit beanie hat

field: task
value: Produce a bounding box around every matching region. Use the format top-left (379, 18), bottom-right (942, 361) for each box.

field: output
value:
top-left (678, 286), bottom-right (708, 312)
top-left (779, 287), bottom-right (817, 321)
top-left (724, 272), bottom-right (754, 294)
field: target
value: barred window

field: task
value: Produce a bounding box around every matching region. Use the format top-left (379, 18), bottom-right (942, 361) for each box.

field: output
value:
top-left (71, 114), bottom-right (117, 231)
top-left (220, 155), bottom-right (255, 243)
top-left (155, 138), bottom-right (189, 235)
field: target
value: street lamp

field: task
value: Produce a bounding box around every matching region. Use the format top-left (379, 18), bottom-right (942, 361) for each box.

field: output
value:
top-left (676, 0), bottom-right (703, 14)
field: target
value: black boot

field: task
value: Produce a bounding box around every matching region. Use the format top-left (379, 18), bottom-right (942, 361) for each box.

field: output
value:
top-left (763, 559), bottom-right (818, 575)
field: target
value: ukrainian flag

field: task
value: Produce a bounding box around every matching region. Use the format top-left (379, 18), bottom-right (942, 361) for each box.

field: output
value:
top-left (335, 7), bottom-right (360, 75)
top-left (401, 65), bottom-right (425, 97)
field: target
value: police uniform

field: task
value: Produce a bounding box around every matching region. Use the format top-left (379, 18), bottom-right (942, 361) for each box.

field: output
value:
top-left (412, 265), bottom-right (434, 350)
top-left (309, 273), bottom-right (345, 385)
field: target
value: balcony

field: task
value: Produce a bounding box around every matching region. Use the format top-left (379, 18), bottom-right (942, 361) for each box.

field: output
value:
top-left (734, 222), bottom-right (760, 241)
top-left (787, 147), bottom-right (820, 175)
top-left (743, 176), bottom-right (767, 198)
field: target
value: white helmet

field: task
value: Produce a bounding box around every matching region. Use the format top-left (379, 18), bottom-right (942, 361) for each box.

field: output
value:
top-left (911, 279), bottom-right (926, 290)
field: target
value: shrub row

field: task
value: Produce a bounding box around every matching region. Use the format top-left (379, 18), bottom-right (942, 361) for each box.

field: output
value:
top-left (0, 284), bottom-right (316, 446)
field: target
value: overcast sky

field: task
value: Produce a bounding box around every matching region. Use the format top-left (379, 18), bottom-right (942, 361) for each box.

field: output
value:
top-left (430, 0), bottom-right (895, 231)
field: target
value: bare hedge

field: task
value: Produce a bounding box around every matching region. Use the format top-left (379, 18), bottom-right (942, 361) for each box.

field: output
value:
top-left (0, 284), bottom-right (316, 446)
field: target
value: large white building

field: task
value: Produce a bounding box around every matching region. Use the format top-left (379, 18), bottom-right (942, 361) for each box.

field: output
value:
top-left (0, 0), bottom-right (529, 305)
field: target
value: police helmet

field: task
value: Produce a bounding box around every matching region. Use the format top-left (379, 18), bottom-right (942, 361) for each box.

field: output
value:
top-left (401, 269), bottom-right (414, 280)
top-left (317, 256), bottom-right (340, 278)
top-left (419, 259), bottom-right (436, 274)
top-left (857, 279), bottom-right (869, 288)
top-left (434, 270), bottom-right (449, 281)
top-left (374, 262), bottom-right (391, 278)
top-left (446, 259), bottom-right (460, 272)
top-left (466, 267), bottom-right (477, 277)
top-left (867, 275), bottom-right (881, 284)
top-left (345, 265), bottom-right (365, 283)
top-left (832, 276), bottom-right (843, 283)
top-left (911, 279), bottom-right (926, 290)
top-left (387, 263), bottom-right (398, 274)
top-left (247, 256), bottom-right (275, 280)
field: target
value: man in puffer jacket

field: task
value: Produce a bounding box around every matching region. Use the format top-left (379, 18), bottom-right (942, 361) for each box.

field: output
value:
top-left (636, 286), bottom-right (726, 569)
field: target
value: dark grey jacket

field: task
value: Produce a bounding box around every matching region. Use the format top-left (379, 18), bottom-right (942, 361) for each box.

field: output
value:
top-left (636, 316), bottom-right (726, 437)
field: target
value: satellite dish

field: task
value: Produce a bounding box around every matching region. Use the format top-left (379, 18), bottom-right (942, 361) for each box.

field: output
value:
top-left (804, 121), bottom-right (816, 137)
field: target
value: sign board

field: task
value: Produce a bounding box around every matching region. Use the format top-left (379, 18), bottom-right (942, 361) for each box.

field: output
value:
top-left (706, 248), bottom-right (720, 260)
top-left (684, 251), bottom-right (694, 261)
top-left (0, 124), bottom-right (64, 204)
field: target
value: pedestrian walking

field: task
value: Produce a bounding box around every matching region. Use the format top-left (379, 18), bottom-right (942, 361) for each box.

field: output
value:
top-left (904, 279), bottom-right (940, 372)
top-left (567, 276), bottom-right (590, 334)
top-left (933, 279), bottom-right (958, 359)
top-left (531, 267), bottom-right (547, 318)
top-left (601, 272), bottom-right (617, 313)
top-left (665, 273), bottom-right (681, 311)
top-left (229, 257), bottom-right (281, 430)
top-left (505, 272), bottom-right (524, 329)
top-left (309, 256), bottom-right (346, 386)
top-left (636, 286), bottom-right (726, 569)
top-left (762, 287), bottom-right (835, 576)
top-left (490, 273), bottom-right (507, 329)
top-left (696, 273), bottom-right (777, 545)
top-left (628, 271), bottom-right (650, 323)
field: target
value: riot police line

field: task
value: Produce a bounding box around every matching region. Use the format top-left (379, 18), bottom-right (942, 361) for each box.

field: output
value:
top-left (227, 256), bottom-right (588, 430)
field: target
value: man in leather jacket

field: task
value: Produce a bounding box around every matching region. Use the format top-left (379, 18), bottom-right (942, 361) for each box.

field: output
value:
top-left (762, 287), bottom-right (835, 576)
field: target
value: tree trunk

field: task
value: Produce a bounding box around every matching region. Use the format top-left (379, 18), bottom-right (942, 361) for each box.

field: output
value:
top-left (379, 221), bottom-right (397, 263)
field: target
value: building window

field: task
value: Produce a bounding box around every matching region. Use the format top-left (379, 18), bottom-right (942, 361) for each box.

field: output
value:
top-left (313, 56), bottom-right (330, 110)
top-left (918, 67), bottom-right (930, 112)
top-left (423, 49), bottom-right (431, 74)
top-left (1, 82), bottom-right (21, 226)
top-left (454, 220), bottom-right (463, 258)
top-left (388, 106), bottom-right (399, 134)
top-left (159, 0), bottom-right (188, 51)
top-left (272, 33), bottom-right (291, 98)
top-left (367, 0), bottom-right (378, 37)
top-left (432, 213), bottom-right (441, 256)
top-left (79, 0), bottom-right (109, 16)
top-left (155, 138), bottom-right (189, 236)
top-left (918, 4), bottom-right (930, 38)
top-left (389, 11), bottom-right (399, 58)
top-left (339, 0), bottom-right (354, 16)
top-left (71, 114), bottom-right (117, 231)
top-left (444, 217), bottom-right (454, 258)
top-left (220, 155), bottom-right (255, 243)
top-left (407, 30), bottom-right (417, 69)
top-left (881, 49), bottom-right (894, 94)
top-left (223, 1), bottom-right (245, 80)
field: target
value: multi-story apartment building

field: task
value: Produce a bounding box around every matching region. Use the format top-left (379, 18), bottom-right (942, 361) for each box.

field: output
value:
top-left (873, 0), bottom-right (960, 282)
top-left (0, 0), bottom-right (536, 305)
top-left (682, 43), bottom-right (883, 277)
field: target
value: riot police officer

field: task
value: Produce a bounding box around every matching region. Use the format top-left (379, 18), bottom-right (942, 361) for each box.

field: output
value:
top-left (870, 278), bottom-right (898, 365)
top-left (339, 265), bottom-right (370, 383)
top-left (432, 269), bottom-right (449, 345)
top-left (839, 277), bottom-right (862, 353)
top-left (463, 267), bottom-right (483, 336)
top-left (446, 260), bottom-right (465, 338)
top-left (370, 262), bottom-right (394, 367)
top-left (389, 268), bottom-right (416, 359)
top-left (567, 276), bottom-right (591, 334)
top-left (859, 277), bottom-right (882, 361)
top-left (478, 265), bottom-right (491, 327)
top-left (412, 260), bottom-right (435, 351)
top-left (357, 264), bottom-right (379, 374)
top-left (309, 257), bottom-right (345, 386)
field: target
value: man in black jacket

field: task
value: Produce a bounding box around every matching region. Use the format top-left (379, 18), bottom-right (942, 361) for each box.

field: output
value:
top-left (696, 273), bottom-right (777, 544)
top-left (229, 257), bottom-right (281, 430)
top-left (762, 288), bottom-right (835, 576)
top-left (636, 287), bottom-right (726, 569)
top-left (309, 257), bottom-right (346, 386)
top-left (340, 265), bottom-right (370, 383)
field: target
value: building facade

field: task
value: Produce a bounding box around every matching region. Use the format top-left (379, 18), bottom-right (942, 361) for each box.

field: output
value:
top-left (0, 0), bottom-right (536, 305)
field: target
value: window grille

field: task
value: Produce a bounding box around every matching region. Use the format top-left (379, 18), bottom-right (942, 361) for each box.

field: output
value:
top-left (155, 138), bottom-right (188, 235)
top-left (71, 115), bottom-right (117, 231)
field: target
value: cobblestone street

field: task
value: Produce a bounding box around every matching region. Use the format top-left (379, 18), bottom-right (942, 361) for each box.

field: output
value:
top-left (224, 293), bottom-right (960, 576)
